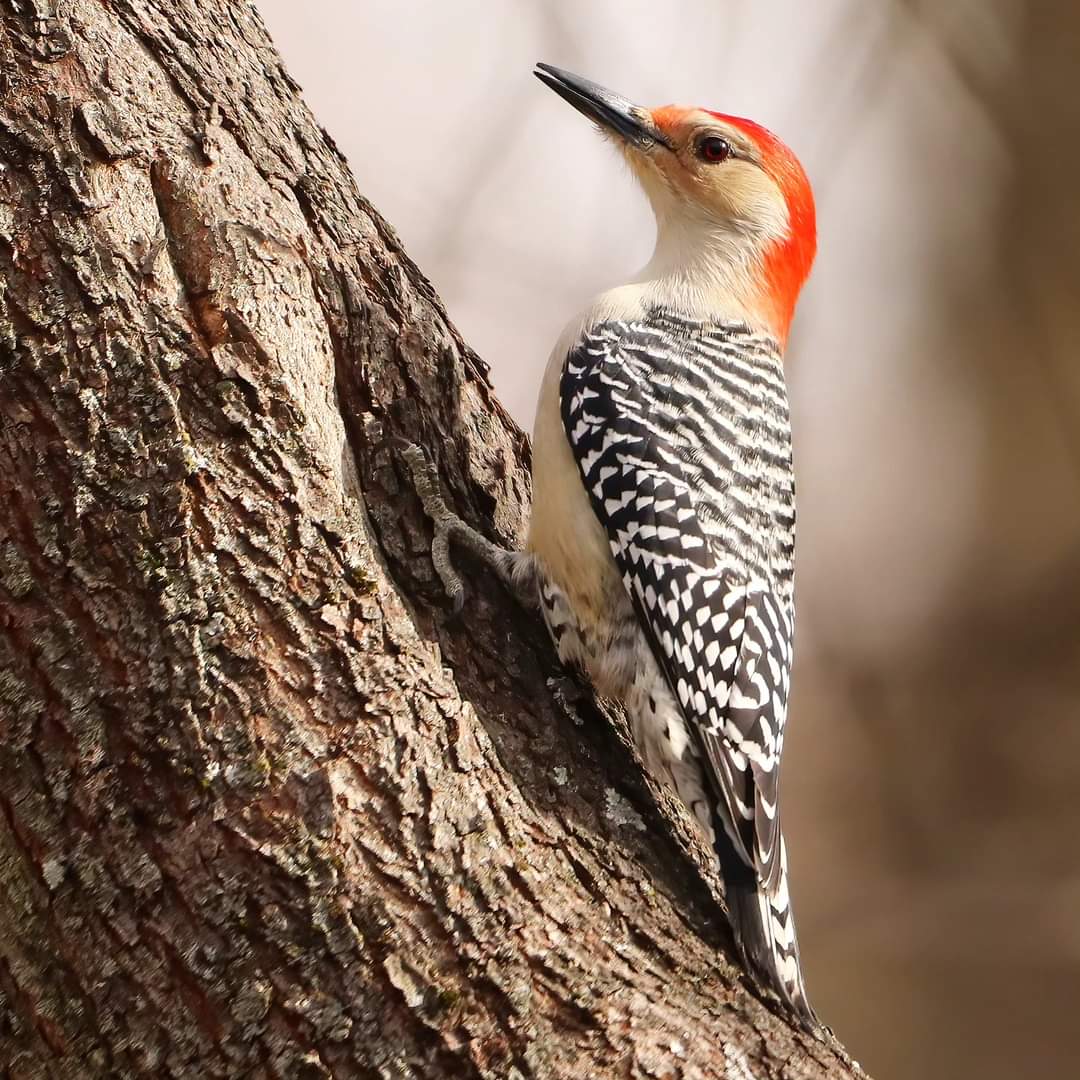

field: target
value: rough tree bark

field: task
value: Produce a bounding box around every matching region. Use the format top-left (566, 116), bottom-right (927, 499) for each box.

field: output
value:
top-left (0, 3), bottom-right (864, 1077)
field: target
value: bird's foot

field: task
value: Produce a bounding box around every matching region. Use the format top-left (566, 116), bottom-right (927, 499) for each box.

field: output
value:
top-left (400, 443), bottom-right (536, 611)
top-left (546, 675), bottom-right (587, 726)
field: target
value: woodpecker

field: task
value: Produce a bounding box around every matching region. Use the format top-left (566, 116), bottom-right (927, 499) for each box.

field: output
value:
top-left (405, 64), bottom-right (817, 1023)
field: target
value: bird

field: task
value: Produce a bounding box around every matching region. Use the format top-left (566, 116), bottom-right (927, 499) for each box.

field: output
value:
top-left (404, 62), bottom-right (818, 1024)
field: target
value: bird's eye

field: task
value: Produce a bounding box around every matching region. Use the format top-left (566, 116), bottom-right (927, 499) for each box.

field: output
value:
top-left (697, 136), bottom-right (732, 163)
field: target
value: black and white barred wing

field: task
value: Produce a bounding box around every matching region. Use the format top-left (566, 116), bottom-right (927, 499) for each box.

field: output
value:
top-left (560, 316), bottom-right (795, 889)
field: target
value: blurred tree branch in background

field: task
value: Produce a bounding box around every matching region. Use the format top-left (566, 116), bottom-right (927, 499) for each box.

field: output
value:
top-left (791, 4), bottom-right (1080, 1078)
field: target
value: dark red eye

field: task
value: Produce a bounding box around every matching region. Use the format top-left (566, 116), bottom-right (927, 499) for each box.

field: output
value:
top-left (697, 136), bottom-right (732, 163)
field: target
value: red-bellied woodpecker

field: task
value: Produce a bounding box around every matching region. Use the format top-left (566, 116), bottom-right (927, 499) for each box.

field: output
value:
top-left (405, 63), bottom-right (818, 1024)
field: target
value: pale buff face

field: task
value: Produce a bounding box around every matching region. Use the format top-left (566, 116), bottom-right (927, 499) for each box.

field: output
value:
top-left (532, 66), bottom-right (813, 334)
top-left (616, 109), bottom-right (790, 247)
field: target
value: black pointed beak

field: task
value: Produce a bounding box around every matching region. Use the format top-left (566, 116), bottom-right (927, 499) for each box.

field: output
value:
top-left (534, 63), bottom-right (671, 151)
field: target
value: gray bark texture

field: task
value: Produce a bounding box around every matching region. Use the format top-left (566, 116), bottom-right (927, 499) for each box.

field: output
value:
top-left (0, 3), bottom-right (864, 1077)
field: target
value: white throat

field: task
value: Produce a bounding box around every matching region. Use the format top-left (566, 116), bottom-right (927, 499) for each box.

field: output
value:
top-left (632, 208), bottom-right (766, 323)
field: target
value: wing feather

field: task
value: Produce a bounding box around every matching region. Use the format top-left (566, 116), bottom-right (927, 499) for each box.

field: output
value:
top-left (560, 312), bottom-right (795, 887)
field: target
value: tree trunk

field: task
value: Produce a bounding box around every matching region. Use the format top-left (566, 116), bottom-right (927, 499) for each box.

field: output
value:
top-left (0, 3), bottom-right (862, 1077)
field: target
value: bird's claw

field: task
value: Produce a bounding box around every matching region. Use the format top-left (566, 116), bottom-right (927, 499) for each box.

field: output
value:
top-left (401, 442), bottom-right (469, 610)
top-left (431, 523), bottom-right (466, 614)
top-left (399, 439), bottom-right (537, 611)
top-left (547, 675), bottom-right (586, 726)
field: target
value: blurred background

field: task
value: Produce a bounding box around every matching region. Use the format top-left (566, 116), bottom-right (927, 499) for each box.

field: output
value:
top-left (255, 3), bottom-right (1080, 1076)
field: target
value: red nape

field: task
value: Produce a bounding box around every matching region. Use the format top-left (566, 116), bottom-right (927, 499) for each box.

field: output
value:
top-left (706, 111), bottom-right (817, 342)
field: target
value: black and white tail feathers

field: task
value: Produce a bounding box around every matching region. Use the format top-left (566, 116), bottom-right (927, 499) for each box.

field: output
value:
top-left (717, 830), bottom-right (816, 1026)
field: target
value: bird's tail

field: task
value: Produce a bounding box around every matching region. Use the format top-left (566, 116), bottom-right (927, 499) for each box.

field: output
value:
top-left (718, 834), bottom-right (817, 1028)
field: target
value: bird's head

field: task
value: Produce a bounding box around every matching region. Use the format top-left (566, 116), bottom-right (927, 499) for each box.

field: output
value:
top-left (535, 63), bottom-right (816, 343)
